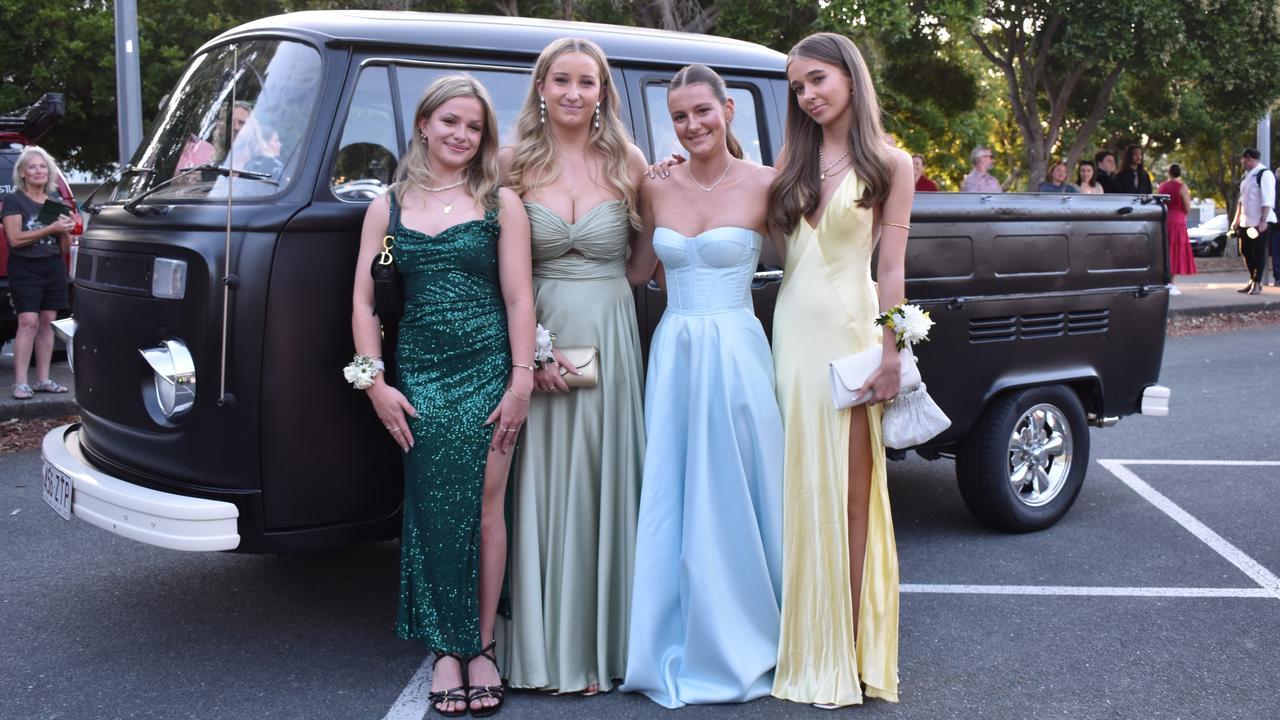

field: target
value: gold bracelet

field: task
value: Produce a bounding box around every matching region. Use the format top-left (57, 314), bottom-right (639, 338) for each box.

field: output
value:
top-left (882, 221), bottom-right (911, 231)
top-left (507, 388), bottom-right (530, 401)
top-left (512, 363), bottom-right (535, 371)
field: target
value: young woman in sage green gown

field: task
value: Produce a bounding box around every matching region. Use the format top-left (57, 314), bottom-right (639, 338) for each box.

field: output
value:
top-left (352, 76), bottom-right (536, 717)
top-left (766, 34), bottom-right (915, 708)
top-left (497, 38), bottom-right (649, 695)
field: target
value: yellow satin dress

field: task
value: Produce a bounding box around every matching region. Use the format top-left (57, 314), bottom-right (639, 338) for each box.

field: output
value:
top-left (771, 170), bottom-right (900, 706)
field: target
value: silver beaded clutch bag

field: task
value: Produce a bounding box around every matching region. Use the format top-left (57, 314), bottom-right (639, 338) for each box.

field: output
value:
top-left (882, 382), bottom-right (951, 449)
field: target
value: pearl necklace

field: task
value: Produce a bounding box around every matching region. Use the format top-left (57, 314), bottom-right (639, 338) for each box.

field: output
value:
top-left (419, 177), bottom-right (465, 214)
top-left (818, 146), bottom-right (851, 181)
top-left (689, 159), bottom-right (733, 192)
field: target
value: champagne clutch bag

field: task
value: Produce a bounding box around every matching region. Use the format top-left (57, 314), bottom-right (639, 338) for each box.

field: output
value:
top-left (558, 346), bottom-right (599, 388)
top-left (829, 346), bottom-right (920, 409)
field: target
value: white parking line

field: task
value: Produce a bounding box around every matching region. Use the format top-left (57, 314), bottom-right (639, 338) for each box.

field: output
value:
top-left (902, 584), bottom-right (1273, 598)
top-left (1097, 460), bottom-right (1280, 467)
top-left (383, 657), bottom-right (433, 720)
top-left (384, 458), bottom-right (1280, 715)
top-left (1098, 459), bottom-right (1280, 599)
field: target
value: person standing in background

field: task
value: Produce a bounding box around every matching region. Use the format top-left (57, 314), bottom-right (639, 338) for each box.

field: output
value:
top-left (1232, 147), bottom-right (1275, 294)
top-left (1076, 160), bottom-right (1103, 194)
top-left (1093, 150), bottom-right (1117, 193)
top-left (912, 154), bottom-right (937, 191)
top-left (1113, 144), bottom-right (1153, 194)
top-left (1038, 161), bottom-right (1078, 193)
top-left (1157, 164), bottom-right (1197, 277)
top-left (961, 146), bottom-right (1001, 192)
top-left (2, 146), bottom-right (73, 400)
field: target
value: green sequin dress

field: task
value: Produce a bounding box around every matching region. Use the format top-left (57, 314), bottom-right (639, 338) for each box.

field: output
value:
top-left (391, 193), bottom-right (510, 655)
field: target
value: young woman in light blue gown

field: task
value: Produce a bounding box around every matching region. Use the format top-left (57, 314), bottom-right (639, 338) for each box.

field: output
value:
top-left (620, 64), bottom-right (784, 709)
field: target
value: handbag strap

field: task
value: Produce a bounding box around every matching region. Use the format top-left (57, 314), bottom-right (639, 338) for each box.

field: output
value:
top-left (385, 190), bottom-right (401, 246)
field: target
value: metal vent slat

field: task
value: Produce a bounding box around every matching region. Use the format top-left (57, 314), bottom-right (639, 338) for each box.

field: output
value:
top-left (1067, 308), bottom-right (1110, 335)
top-left (970, 309), bottom-right (1109, 343)
top-left (969, 316), bottom-right (1016, 343)
top-left (1020, 312), bottom-right (1065, 338)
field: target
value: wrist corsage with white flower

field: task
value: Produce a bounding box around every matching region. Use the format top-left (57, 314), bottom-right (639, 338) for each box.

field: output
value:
top-left (875, 303), bottom-right (934, 351)
top-left (534, 323), bottom-right (556, 368)
top-left (343, 353), bottom-right (385, 390)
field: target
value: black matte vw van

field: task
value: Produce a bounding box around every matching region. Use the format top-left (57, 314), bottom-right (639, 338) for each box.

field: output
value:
top-left (40, 12), bottom-right (791, 552)
top-left (41, 11), bottom-right (1173, 549)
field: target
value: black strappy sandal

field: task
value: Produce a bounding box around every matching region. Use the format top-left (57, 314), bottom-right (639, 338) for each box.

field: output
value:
top-left (427, 651), bottom-right (468, 718)
top-left (465, 640), bottom-right (505, 717)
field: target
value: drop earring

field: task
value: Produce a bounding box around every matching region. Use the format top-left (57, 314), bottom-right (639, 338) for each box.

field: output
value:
top-left (539, 96), bottom-right (546, 124)
top-left (593, 101), bottom-right (601, 130)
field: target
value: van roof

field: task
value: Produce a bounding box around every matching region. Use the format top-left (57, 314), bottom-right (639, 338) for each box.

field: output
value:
top-left (207, 10), bottom-right (786, 74)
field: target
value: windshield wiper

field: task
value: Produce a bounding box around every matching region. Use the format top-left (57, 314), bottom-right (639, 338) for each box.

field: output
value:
top-left (122, 162), bottom-right (277, 215)
top-left (82, 164), bottom-right (155, 215)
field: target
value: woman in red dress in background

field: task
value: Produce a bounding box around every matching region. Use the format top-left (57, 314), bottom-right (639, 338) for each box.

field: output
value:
top-left (1157, 164), bottom-right (1197, 276)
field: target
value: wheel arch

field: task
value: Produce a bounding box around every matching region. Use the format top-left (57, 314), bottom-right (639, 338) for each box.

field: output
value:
top-left (975, 368), bottom-right (1103, 424)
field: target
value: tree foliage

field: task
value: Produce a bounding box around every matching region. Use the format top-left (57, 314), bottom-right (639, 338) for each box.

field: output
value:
top-left (4, 0), bottom-right (1279, 201)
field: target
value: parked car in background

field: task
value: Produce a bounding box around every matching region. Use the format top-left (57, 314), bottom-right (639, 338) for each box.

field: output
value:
top-left (1187, 213), bottom-right (1229, 257)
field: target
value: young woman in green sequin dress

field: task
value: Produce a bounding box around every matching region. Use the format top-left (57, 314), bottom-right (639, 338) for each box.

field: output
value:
top-left (352, 75), bottom-right (536, 717)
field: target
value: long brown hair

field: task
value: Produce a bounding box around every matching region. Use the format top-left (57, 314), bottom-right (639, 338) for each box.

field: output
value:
top-left (393, 75), bottom-right (501, 212)
top-left (767, 33), bottom-right (893, 236)
top-left (669, 64), bottom-right (743, 160)
top-left (507, 38), bottom-right (638, 226)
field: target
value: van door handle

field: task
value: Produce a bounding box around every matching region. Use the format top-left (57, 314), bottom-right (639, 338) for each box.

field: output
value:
top-left (752, 268), bottom-right (784, 284)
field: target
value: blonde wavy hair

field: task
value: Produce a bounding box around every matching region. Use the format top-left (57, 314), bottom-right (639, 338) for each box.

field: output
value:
top-left (13, 146), bottom-right (63, 196)
top-left (393, 74), bottom-right (501, 212)
top-left (507, 38), bottom-right (638, 227)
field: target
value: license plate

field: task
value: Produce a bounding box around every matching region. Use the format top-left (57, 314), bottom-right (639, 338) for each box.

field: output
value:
top-left (42, 461), bottom-right (73, 521)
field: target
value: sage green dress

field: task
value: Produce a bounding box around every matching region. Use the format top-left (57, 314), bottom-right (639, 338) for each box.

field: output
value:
top-left (392, 195), bottom-right (510, 655)
top-left (500, 200), bottom-right (645, 692)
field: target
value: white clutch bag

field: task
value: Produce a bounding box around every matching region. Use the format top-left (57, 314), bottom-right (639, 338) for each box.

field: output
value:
top-left (829, 345), bottom-right (921, 410)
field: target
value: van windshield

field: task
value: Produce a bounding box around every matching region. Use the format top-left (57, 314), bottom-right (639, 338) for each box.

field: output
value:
top-left (111, 39), bottom-right (322, 203)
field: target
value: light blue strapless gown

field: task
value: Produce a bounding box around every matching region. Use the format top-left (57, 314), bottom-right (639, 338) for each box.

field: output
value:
top-left (621, 226), bottom-right (784, 708)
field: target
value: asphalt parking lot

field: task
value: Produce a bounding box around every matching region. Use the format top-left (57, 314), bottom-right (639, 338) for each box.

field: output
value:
top-left (2, 325), bottom-right (1278, 720)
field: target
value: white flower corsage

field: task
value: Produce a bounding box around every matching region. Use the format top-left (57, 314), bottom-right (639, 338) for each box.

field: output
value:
top-left (875, 303), bottom-right (934, 351)
top-left (343, 354), bottom-right (385, 390)
top-left (534, 323), bottom-right (556, 367)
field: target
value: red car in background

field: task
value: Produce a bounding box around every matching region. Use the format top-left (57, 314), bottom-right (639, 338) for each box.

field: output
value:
top-left (0, 92), bottom-right (83, 342)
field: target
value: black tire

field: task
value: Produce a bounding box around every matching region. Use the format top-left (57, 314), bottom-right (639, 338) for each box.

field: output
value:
top-left (956, 384), bottom-right (1089, 532)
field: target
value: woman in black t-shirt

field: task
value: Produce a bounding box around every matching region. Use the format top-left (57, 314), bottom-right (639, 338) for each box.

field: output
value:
top-left (1, 146), bottom-right (74, 400)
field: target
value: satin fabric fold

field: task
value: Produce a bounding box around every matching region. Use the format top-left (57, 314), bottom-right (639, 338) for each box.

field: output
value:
top-left (621, 227), bottom-right (784, 708)
top-left (499, 200), bottom-right (645, 693)
top-left (771, 171), bottom-right (900, 706)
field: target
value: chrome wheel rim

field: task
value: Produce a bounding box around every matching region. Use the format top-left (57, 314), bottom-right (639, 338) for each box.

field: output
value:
top-left (1007, 403), bottom-right (1073, 508)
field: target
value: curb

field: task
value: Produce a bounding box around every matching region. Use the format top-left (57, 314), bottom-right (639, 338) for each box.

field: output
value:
top-left (0, 396), bottom-right (79, 421)
top-left (1169, 300), bottom-right (1280, 320)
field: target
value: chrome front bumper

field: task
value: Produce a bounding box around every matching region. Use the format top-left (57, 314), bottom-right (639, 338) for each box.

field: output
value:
top-left (40, 424), bottom-right (240, 551)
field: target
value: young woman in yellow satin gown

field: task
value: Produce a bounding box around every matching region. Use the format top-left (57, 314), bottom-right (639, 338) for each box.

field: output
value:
top-left (765, 33), bottom-right (916, 708)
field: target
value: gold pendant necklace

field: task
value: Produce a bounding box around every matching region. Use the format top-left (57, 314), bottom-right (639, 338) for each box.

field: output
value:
top-left (419, 176), bottom-right (465, 214)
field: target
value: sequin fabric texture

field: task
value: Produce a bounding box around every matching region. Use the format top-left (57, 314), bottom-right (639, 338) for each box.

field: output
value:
top-left (390, 194), bottom-right (510, 655)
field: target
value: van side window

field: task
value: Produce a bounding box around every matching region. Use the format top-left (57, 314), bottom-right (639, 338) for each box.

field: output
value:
top-left (331, 65), bottom-right (399, 202)
top-left (644, 83), bottom-right (763, 165)
top-left (395, 66), bottom-right (531, 146)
